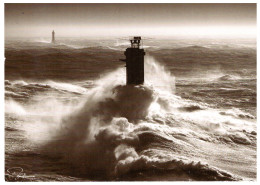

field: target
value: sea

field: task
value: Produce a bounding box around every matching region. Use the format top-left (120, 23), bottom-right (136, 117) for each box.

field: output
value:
top-left (4, 37), bottom-right (256, 181)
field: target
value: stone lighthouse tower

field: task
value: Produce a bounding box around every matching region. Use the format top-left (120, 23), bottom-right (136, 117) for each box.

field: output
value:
top-left (122, 36), bottom-right (145, 85)
top-left (52, 30), bottom-right (55, 43)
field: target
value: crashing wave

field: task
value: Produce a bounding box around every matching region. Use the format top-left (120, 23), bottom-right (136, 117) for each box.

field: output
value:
top-left (218, 74), bottom-right (241, 81)
top-left (5, 56), bottom-right (256, 181)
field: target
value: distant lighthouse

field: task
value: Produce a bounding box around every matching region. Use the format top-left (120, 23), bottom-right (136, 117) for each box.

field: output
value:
top-left (121, 36), bottom-right (145, 85)
top-left (52, 30), bottom-right (55, 43)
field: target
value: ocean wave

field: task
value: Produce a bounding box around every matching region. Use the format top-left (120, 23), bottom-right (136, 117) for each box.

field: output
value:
top-left (5, 91), bottom-right (29, 99)
top-left (218, 74), bottom-right (241, 81)
top-left (219, 108), bottom-right (255, 119)
top-left (22, 83), bottom-right (253, 179)
top-left (115, 151), bottom-right (240, 181)
top-left (5, 80), bottom-right (88, 96)
top-left (5, 57), bottom-right (256, 180)
top-left (5, 126), bottom-right (20, 132)
top-left (178, 105), bottom-right (203, 112)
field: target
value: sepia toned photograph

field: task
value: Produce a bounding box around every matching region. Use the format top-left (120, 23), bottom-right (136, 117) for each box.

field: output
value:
top-left (4, 2), bottom-right (257, 181)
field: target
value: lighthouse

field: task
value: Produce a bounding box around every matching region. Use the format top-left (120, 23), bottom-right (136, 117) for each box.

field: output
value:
top-left (52, 30), bottom-right (55, 43)
top-left (121, 37), bottom-right (145, 85)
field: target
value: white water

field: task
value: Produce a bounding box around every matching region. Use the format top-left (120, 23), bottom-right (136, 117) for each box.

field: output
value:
top-left (5, 56), bottom-right (256, 180)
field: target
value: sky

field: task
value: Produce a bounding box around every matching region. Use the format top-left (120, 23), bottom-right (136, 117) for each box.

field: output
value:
top-left (5, 3), bottom-right (257, 38)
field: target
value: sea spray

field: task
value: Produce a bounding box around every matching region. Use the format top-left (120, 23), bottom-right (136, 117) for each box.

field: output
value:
top-left (144, 55), bottom-right (175, 92)
top-left (5, 56), bottom-right (255, 180)
top-left (5, 56), bottom-right (173, 178)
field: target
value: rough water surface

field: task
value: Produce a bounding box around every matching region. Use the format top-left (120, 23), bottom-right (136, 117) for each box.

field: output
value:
top-left (5, 38), bottom-right (256, 181)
